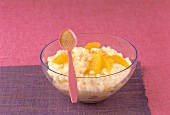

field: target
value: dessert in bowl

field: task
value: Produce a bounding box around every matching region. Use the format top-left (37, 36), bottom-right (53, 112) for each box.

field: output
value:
top-left (40, 34), bottom-right (138, 103)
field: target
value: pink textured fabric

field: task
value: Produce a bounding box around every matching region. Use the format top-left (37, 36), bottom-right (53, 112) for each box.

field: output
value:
top-left (0, 0), bottom-right (170, 114)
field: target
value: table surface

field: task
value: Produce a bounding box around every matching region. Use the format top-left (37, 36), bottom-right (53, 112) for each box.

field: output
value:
top-left (0, 0), bottom-right (170, 114)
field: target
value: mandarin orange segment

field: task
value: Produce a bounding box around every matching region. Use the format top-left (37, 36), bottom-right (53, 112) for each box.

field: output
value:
top-left (99, 49), bottom-right (107, 56)
top-left (84, 42), bottom-right (101, 50)
top-left (88, 52), bottom-right (102, 75)
top-left (109, 55), bottom-right (129, 67)
top-left (52, 54), bottom-right (68, 64)
top-left (102, 56), bottom-right (114, 73)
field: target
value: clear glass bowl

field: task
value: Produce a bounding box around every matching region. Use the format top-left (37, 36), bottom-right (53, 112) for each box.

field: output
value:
top-left (40, 34), bottom-right (138, 103)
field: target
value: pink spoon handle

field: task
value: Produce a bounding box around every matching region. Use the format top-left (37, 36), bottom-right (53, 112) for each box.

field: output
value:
top-left (68, 51), bottom-right (77, 103)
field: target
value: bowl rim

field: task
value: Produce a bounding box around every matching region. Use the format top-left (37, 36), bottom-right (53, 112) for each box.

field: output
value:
top-left (40, 34), bottom-right (138, 78)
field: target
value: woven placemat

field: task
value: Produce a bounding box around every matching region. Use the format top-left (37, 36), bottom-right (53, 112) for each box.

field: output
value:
top-left (0, 62), bottom-right (150, 115)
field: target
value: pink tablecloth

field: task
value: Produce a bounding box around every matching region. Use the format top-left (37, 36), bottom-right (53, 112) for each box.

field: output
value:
top-left (0, 0), bottom-right (170, 114)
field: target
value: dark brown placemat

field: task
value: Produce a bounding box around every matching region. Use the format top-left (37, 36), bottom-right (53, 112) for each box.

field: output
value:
top-left (0, 62), bottom-right (150, 115)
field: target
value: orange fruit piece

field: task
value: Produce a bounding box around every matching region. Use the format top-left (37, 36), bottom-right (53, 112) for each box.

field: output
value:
top-left (102, 56), bottom-right (114, 73)
top-left (88, 51), bottom-right (102, 75)
top-left (109, 55), bottom-right (129, 68)
top-left (99, 49), bottom-right (107, 56)
top-left (52, 54), bottom-right (68, 64)
top-left (84, 42), bottom-right (101, 50)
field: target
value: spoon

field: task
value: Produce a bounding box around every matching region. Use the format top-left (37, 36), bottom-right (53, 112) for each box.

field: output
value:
top-left (58, 29), bottom-right (77, 103)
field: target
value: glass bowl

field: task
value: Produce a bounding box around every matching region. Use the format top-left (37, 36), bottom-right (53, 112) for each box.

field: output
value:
top-left (40, 34), bottom-right (138, 103)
